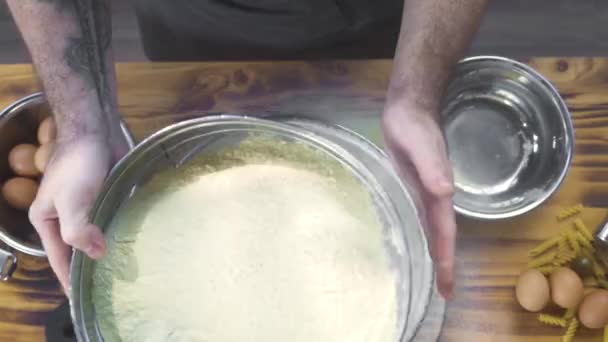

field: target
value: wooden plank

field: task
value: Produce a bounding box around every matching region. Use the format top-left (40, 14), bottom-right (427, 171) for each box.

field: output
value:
top-left (0, 59), bottom-right (605, 340)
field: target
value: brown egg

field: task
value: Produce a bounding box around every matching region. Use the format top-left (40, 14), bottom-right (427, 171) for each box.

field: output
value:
top-left (34, 142), bottom-right (55, 173)
top-left (550, 267), bottom-right (584, 309)
top-left (37, 117), bottom-right (56, 144)
top-left (579, 289), bottom-right (608, 329)
top-left (8, 144), bottom-right (40, 177)
top-left (1, 177), bottom-right (38, 210)
top-left (515, 269), bottom-right (550, 312)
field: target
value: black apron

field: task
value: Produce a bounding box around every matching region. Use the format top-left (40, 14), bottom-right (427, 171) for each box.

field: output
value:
top-left (131, 0), bottom-right (403, 61)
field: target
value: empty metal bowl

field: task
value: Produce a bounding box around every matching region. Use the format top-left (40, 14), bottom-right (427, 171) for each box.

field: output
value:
top-left (441, 56), bottom-right (574, 219)
top-left (0, 93), bottom-right (134, 279)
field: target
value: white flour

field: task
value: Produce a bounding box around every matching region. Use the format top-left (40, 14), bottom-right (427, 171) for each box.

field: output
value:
top-left (93, 162), bottom-right (398, 342)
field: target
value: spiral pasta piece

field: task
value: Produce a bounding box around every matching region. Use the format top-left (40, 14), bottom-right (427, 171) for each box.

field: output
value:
top-left (563, 308), bottom-right (575, 320)
top-left (528, 250), bottom-right (558, 268)
top-left (553, 249), bottom-right (577, 267)
top-left (538, 314), bottom-right (567, 327)
top-left (562, 317), bottom-right (578, 342)
top-left (557, 204), bottom-right (583, 221)
top-left (573, 218), bottom-right (593, 241)
top-left (565, 231), bottom-right (580, 254)
top-left (536, 265), bottom-right (557, 275)
top-left (529, 235), bottom-right (563, 257)
top-left (557, 238), bottom-right (568, 253)
top-left (575, 232), bottom-right (593, 251)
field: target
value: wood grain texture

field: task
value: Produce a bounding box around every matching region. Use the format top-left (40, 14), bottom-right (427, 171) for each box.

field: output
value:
top-left (0, 58), bottom-right (606, 341)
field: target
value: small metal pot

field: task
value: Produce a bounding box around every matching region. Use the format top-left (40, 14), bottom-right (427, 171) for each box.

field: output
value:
top-left (0, 93), bottom-right (134, 279)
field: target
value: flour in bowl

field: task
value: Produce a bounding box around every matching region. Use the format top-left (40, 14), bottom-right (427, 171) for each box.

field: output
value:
top-left (93, 138), bottom-right (399, 342)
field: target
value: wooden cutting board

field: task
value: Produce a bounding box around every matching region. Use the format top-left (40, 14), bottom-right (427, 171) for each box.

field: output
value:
top-left (0, 58), bottom-right (606, 341)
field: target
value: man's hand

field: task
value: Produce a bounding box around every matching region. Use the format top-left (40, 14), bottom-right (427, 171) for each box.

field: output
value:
top-left (8, 0), bottom-right (121, 290)
top-left (29, 132), bottom-right (127, 291)
top-left (382, 100), bottom-right (456, 299)
top-left (383, 0), bottom-right (486, 299)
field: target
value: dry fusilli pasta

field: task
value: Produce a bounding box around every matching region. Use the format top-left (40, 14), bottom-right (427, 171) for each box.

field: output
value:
top-left (573, 218), bottom-right (593, 241)
top-left (565, 231), bottom-right (580, 254)
top-left (553, 249), bottom-right (577, 267)
top-left (535, 265), bottom-right (557, 275)
top-left (562, 308), bottom-right (576, 320)
top-left (523, 209), bottom-right (607, 342)
top-left (529, 235), bottom-right (562, 257)
top-left (575, 232), bottom-right (593, 251)
top-left (538, 313), bottom-right (567, 327)
top-left (557, 204), bottom-right (583, 221)
top-left (562, 317), bottom-right (578, 342)
top-left (528, 250), bottom-right (558, 268)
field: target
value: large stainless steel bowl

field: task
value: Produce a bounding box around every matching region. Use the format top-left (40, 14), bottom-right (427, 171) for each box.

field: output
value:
top-left (441, 56), bottom-right (574, 219)
top-left (69, 115), bottom-right (442, 341)
top-left (0, 93), bottom-right (134, 279)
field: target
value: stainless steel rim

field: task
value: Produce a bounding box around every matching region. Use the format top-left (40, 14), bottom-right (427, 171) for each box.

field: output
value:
top-left (451, 56), bottom-right (574, 220)
top-left (69, 114), bottom-right (422, 342)
top-left (0, 92), bottom-right (135, 257)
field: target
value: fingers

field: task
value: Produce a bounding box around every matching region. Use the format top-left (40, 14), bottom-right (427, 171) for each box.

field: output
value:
top-left (401, 121), bottom-right (456, 298)
top-left (426, 195), bottom-right (457, 299)
top-left (61, 221), bottom-right (106, 260)
top-left (29, 207), bottom-right (71, 292)
top-left (383, 113), bottom-right (457, 299)
top-left (30, 183), bottom-right (106, 294)
top-left (55, 190), bottom-right (106, 260)
top-left (26, 137), bottom-right (114, 295)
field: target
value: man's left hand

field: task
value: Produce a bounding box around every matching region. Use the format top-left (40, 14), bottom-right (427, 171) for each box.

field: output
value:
top-left (382, 99), bottom-right (456, 299)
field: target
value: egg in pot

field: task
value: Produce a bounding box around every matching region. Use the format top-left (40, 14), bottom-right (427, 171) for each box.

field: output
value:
top-left (34, 142), bottom-right (55, 173)
top-left (2, 177), bottom-right (39, 210)
top-left (9, 144), bottom-right (40, 177)
top-left (37, 117), bottom-right (56, 145)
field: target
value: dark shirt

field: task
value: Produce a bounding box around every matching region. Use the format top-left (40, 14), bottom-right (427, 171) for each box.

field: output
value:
top-left (132, 0), bottom-right (403, 61)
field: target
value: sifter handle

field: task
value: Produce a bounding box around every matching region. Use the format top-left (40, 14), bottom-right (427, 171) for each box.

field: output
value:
top-left (0, 248), bottom-right (17, 281)
top-left (595, 219), bottom-right (608, 246)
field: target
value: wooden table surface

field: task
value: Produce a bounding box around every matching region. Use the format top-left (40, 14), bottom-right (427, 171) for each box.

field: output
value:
top-left (0, 58), bottom-right (606, 341)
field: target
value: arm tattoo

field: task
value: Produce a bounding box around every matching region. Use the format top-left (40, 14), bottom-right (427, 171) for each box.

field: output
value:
top-left (37, 0), bottom-right (112, 114)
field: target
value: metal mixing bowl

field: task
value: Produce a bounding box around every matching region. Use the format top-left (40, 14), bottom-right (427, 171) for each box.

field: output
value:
top-left (441, 56), bottom-right (574, 219)
top-left (0, 93), bottom-right (134, 279)
top-left (69, 115), bottom-right (440, 341)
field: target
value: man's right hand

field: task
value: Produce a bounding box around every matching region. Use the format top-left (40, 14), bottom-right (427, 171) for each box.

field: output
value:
top-left (29, 132), bottom-right (128, 292)
top-left (8, 0), bottom-right (124, 292)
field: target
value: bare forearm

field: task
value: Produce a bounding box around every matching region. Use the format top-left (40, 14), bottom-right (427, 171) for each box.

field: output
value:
top-left (8, 0), bottom-right (118, 139)
top-left (389, 0), bottom-right (487, 110)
